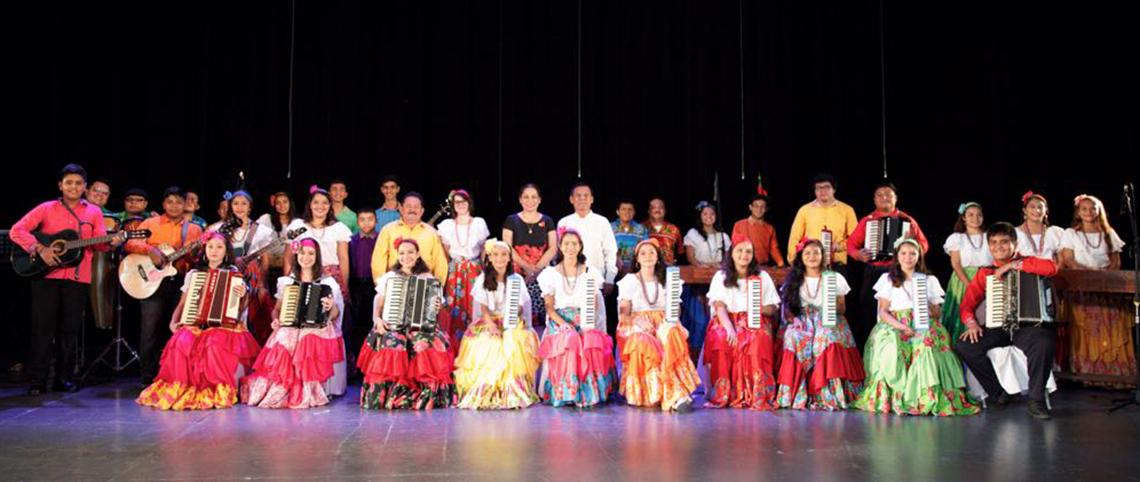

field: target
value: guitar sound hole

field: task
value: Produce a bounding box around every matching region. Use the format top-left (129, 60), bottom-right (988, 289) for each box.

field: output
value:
top-left (136, 265), bottom-right (148, 281)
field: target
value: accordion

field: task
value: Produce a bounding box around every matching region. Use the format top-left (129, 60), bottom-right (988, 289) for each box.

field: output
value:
top-left (382, 275), bottom-right (442, 331)
top-left (180, 269), bottom-right (244, 328)
top-left (865, 217), bottom-right (911, 262)
top-left (664, 266), bottom-right (682, 323)
top-left (820, 227), bottom-right (833, 268)
top-left (982, 270), bottom-right (1055, 330)
top-left (911, 273), bottom-right (931, 331)
top-left (746, 277), bottom-right (763, 329)
top-left (578, 275), bottom-right (599, 330)
top-left (501, 275), bottom-right (524, 330)
top-left (279, 281), bottom-right (333, 328)
top-left (820, 272), bottom-right (840, 327)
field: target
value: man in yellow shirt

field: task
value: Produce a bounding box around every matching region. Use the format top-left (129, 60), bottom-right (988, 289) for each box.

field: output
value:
top-left (785, 174), bottom-right (858, 275)
top-left (370, 192), bottom-right (449, 282)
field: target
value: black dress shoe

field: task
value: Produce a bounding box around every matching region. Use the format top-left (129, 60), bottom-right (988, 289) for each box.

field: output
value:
top-left (1027, 400), bottom-right (1052, 420)
top-left (52, 379), bottom-right (80, 393)
top-left (992, 392), bottom-right (1013, 407)
top-left (27, 384), bottom-right (46, 396)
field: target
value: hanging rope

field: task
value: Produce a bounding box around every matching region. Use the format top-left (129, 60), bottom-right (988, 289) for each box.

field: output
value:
top-left (878, 0), bottom-right (888, 178)
top-left (497, 0), bottom-right (504, 202)
top-left (576, 0), bottom-right (583, 179)
top-left (286, 0), bottom-right (297, 180)
top-left (738, 0), bottom-right (746, 181)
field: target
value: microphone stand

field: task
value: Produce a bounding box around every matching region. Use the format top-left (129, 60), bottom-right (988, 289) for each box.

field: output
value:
top-left (1110, 182), bottom-right (1139, 413)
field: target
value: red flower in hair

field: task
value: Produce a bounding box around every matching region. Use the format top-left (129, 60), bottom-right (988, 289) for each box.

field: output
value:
top-left (731, 232), bottom-right (751, 247)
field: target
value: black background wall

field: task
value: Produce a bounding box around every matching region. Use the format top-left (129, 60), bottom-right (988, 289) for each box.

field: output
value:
top-left (5, 0), bottom-right (1137, 277)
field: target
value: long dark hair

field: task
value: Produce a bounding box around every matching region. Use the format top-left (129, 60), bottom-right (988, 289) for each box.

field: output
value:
top-left (270, 191), bottom-right (297, 232)
top-left (388, 241), bottom-right (432, 276)
top-left (301, 190), bottom-right (339, 228)
top-left (481, 251), bottom-right (517, 292)
top-left (196, 232), bottom-right (236, 270)
top-left (721, 242), bottom-right (761, 289)
top-left (780, 239), bottom-right (823, 318)
top-left (290, 239), bottom-right (324, 280)
top-left (888, 239), bottom-right (930, 287)
top-left (553, 230), bottom-right (588, 266)
top-left (629, 243), bottom-right (667, 286)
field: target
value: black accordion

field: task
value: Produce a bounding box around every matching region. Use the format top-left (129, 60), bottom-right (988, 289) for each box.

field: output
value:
top-left (279, 281), bottom-right (334, 328)
top-left (865, 216), bottom-right (911, 262)
top-left (382, 275), bottom-right (443, 332)
top-left (979, 270), bottom-right (1055, 332)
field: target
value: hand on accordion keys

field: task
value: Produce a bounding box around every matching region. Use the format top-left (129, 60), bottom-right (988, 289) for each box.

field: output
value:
top-left (230, 283), bottom-right (247, 299)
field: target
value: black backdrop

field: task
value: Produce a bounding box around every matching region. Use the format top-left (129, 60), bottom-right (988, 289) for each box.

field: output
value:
top-left (6, 1), bottom-right (1138, 276)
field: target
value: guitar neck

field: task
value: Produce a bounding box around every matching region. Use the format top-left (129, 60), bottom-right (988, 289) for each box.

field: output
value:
top-left (166, 240), bottom-right (203, 263)
top-left (238, 239), bottom-right (282, 265)
top-left (64, 233), bottom-right (120, 250)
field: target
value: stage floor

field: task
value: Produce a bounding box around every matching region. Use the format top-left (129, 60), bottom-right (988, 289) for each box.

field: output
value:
top-left (1, 382), bottom-right (1137, 481)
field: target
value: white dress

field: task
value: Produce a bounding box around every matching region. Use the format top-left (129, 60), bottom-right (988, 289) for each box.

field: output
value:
top-left (437, 218), bottom-right (491, 261)
top-left (285, 219), bottom-right (352, 267)
top-left (1060, 228), bottom-right (1125, 269)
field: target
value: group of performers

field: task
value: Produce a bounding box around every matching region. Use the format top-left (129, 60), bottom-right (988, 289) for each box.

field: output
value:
top-left (10, 166), bottom-right (1131, 421)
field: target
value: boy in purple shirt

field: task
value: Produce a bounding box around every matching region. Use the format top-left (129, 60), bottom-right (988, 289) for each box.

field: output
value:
top-left (347, 208), bottom-right (379, 373)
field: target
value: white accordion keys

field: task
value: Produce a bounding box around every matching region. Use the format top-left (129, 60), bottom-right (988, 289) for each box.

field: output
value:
top-left (665, 266), bottom-right (682, 323)
top-left (580, 275), bottom-right (598, 330)
top-left (382, 275), bottom-right (408, 331)
top-left (820, 228), bottom-right (833, 268)
top-left (912, 273), bottom-right (930, 331)
top-left (746, 278), bottom-right (763, 329)
top-left (821, 272), bottom-right (838, 327)
top-left (502, 275), bottom-right (523, 330)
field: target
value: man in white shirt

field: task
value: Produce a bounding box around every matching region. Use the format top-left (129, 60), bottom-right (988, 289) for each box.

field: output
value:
top-left (557, 182), bottom-right (619, 289)
top-left (557, 182), bottom-right (619, 336)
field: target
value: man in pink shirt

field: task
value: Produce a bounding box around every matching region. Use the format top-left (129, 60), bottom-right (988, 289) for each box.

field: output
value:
top-left (9, 164), bottom-right (121, 396)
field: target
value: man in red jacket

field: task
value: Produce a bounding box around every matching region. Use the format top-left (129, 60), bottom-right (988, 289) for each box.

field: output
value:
top-left (954, 222), bottom-right (1058, 420)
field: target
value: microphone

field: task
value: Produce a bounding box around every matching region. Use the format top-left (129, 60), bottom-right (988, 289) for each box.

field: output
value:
top-left (1124, 183), bottom-right (1134, 216)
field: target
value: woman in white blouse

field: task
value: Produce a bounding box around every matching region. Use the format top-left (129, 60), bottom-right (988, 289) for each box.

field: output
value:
top-left (453, 239), bottom-right (540, 410)
top-left (283, 186), bottom-right (352, 298)
top-left (536, 228), bottom-right (615, 407)
top-left (703, 234), bottom-right (781, 410)
top-left (1060, 194), bottom-right (1124, 270)
top-left (852, 238), bottom-right (979, 416)
top-left (1059, 194), bottom-right (1131, 384)
top-left (941, 202), bottom-right (993, 340)
top-left (436, 189), bottom-right (491, 341)
top-left (210, 190), bottom-right (277, 345)
top-left (681, 201), bottom-right (731, 364)
top-left (1016, 191), bottom-right (1065, 261)
top-left (774, 238), bottom-right (864, 410)
top-left (616, 239), bottom-right (700, 412)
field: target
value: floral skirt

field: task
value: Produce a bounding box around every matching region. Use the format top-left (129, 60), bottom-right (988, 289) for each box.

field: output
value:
top-left (537, 308), bottom-right (616, 407)
top-left (852, 310), bottom-right (979, 416)
top-left (940, 267), bottom-right (979, 341)
top-left (454, 317), bottom-right (541, 409)
top-left (138, 326), bottom-right (260, 410)
top-left (774, 306), bottom-right (864, 410)
top-left (358, 327), bottom-right (458, 410)
top-left (439, 257), bottom-right (482, 336)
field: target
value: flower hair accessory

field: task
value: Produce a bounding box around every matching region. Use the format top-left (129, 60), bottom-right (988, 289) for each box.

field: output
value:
top-left (957, 202), bottom-right (981, 215)
top-left (1021, 190), bottom-right (1044, 205)
top-left (695, 200), bottom-right (713, 212)
top-left (794, 236), bottom-right (816, 254)
top-left (1073, 194), bottom-right (1092, 207)
top-left (482, 238), bottom-right (511, 259)
top-left (730, 232), bottom-right (751, 247)
top-left (892, 236), bottom-right (922, 253)
top-left (223, 190), bottom-right (251, 202)
top-left (556, 226), bottom-right (580, 240)
top-left (309, 185), bottom-right (328, 196)
top-left (223, 191), bottom-right (234, 201)
top-left (756, 175), bottom-right (768, 197)
top-left (449, 189), bottom-right (470, 202)
top-left (393, 237), bottom-right (419, 251)
top-left (291, 237), bottom-right (319, 252)
top-left (634, 238), bottom-right (660, 254)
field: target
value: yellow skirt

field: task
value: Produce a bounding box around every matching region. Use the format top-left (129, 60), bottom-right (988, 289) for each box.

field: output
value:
top-left (454, 317), bottom-right (541, 409)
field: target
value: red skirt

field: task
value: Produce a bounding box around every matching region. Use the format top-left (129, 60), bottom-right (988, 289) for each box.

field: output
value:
top-left (703, 311), bottom-right (777, 410)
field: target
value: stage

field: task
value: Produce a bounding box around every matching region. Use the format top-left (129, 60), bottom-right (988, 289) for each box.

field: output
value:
top-left (0, 382), bottom-right (1136, 481)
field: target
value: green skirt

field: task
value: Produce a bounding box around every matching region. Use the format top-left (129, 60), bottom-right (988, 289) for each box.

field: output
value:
top-left (941, 267), bottom-right (979, 341)
top-left (852, 309), bottom-right (979, 416)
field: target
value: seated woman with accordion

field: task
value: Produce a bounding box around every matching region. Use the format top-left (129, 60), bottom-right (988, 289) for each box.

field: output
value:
top-left (616, 238), bottom-right (700, 412)
top-left (775, 238), bottom-right (865, 411)
top-left (853, 237), bottom-right (979, 416)
top-left (137, 232), bottom-right (261, 410)
top-left (241, 237), bottom-right (346, 409)
top-left (703, 233), bottom-right (781, 410)
top-left (453, 239), bottom-right (541, 410)
top-left (358, 238), bottom-right (457, 410)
